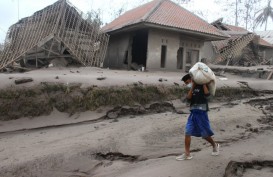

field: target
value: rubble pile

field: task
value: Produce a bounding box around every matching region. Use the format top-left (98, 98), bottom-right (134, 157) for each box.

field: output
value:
top-left (0, 0), bottom-right (109, 71)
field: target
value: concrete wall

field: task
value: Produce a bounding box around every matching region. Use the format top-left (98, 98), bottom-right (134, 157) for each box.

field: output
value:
top-left (146, 29), bottom-right (179, 70)
top-left (104, 33), bottom-right (130, 69)
top-left (201, 42), bottom-right (216, 63)
top-left (147, 29), bottom-right (204, 71)
top-left (105, 28), bottom-right (205, 71)
top-left (263, 48), bottom-right (273, 64)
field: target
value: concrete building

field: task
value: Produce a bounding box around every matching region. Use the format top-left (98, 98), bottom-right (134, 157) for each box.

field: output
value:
top-left (102, 0), bottom-right (227, 71)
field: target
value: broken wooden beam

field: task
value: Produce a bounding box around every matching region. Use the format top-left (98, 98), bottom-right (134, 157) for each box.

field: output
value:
top-left (15, 77), bottom-right (33, 84)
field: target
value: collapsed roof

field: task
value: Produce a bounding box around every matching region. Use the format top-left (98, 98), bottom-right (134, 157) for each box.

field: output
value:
top-left (210, 18), bottom-right (273, 66)
top-left (0, 0), bottom-right (109, 70)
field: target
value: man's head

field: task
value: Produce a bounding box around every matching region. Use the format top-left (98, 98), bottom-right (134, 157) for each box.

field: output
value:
top-left (181, 74), bottom-right (191, 85)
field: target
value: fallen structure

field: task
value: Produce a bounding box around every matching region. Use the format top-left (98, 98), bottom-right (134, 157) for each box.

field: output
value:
top-left (0, 0), bottom-right (109, 70)
top-left (209, 18), bottom-right (273, 66)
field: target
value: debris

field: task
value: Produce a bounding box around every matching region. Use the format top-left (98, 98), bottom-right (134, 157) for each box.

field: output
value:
top-left (50, 58), bottom-right (68, 67)
top-left (159, 78), bottom-right (168, 82)
top-left (131, 62), bottom-right (144, 71)
top-left (138, 81), bottom-right (143, 85)
top-left (174, 82), bottom-right (179, 86)
top-left (97, 77), bottom-right (106, 81)
top-left (210, 18), bottom-right (272, 66)
top-left (246, 123), bottom-right (252, 127)
top-left (0, 0), bottom-right (109, 70)
top-left (267, 70), bottom-right (273, 80)
top-left (15, 77), bottom-right (33, 84)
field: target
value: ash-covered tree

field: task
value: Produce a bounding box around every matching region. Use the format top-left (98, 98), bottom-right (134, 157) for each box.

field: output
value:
top-left (254, 0), bottom-right (273, 31)
top-left (215, 0), bottom-right (261, 30)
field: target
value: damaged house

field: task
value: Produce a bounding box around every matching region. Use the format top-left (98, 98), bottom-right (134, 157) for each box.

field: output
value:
top-left (102, 0), bottom-right (228, 71)
top-left (0, 0), bottom-right (109, 70)
top-left (255, 30), bottom-right (273, 64)
top-left (202, 18), bottom-right (273, 66)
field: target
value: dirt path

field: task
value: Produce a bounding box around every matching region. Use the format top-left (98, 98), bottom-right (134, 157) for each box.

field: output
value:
top-left (0, 95), bottom-right (272, 177)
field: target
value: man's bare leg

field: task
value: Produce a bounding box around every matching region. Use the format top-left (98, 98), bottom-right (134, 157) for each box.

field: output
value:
top-left (185, 135), bottom-right (191, 155)
top-left (204, 136), bottom-right (216, 148)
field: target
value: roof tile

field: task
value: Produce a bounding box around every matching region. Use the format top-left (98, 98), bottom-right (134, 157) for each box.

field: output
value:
top-left (103, 0), bottom-right (227, 38)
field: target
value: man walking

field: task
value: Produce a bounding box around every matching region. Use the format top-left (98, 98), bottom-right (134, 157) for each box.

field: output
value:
top-left (176, 74), bottom-right (219, 160)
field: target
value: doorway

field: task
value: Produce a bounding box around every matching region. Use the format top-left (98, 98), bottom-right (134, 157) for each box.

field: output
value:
top-left (177, 47), bottom-right (183, 69)
top-left (161, 45), bottom-right (167, 68)
top-left (131, 30), bottom-right (148, 67)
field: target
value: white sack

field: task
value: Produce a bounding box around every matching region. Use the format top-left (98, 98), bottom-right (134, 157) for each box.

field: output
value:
top-left (189, 62), bottom-right (216, 96)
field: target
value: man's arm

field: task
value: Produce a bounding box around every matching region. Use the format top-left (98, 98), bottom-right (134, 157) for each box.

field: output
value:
top-left (187, 82), bottom-right (195, 100)
top-left (203, 84), bottom-right (211, 97)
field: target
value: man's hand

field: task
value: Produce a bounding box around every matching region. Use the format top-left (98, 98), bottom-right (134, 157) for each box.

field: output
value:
top-left (191, 81), bottom-right (196, 89)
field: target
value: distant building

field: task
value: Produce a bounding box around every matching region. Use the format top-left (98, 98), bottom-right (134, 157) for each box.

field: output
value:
top-left (102, 0), bottom-right (227, 71)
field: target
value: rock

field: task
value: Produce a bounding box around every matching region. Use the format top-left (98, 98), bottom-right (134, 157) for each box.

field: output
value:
top-left (97, 77), bottom-right (106, 80)
top-left (55, 76), bottom-right (59, 79)
top-left (158, 78), bottom-right (163, 82)
top-left (138, 81), bottom-right (143, 85)
top-left (252, 128), bottom-right (259, 133)
top-left (15, 77), bottom-right (33, 84)
top-left (246, 123), bottom-right (252, 127)
top-left (107, 112), bottom-right (118, 119)
top-left (236, 125), bottom-right (240, 128)
top-left (174, 82), bottom-right (179, 86)
top-left (9, 77), bottom-right (13, 79)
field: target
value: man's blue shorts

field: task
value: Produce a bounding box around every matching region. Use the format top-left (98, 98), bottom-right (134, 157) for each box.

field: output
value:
top-left (185, 109), bottom-right (214, 138)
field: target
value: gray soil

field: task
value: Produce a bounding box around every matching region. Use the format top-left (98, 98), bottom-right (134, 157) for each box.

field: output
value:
top-left (0, 67), bottom-right (273, 177)
top-left (0, 94), bottom-right (273, 177)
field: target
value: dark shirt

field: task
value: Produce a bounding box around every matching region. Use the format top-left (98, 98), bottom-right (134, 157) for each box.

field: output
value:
top-left (188, 85), bottom-right (210, 111)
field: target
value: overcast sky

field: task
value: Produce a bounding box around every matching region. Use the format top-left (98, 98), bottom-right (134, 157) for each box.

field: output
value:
top-left (0, 0), bottom-right (272, 43)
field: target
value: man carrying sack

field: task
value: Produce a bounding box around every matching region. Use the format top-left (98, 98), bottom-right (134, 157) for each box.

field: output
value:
top-left (176, 62), bottom-right (219, 161)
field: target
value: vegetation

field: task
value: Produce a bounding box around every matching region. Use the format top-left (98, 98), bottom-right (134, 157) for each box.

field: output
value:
top-left (254, 0), bottom-right (273, 30)
top-left (0, 83), bottom-right (262, 121)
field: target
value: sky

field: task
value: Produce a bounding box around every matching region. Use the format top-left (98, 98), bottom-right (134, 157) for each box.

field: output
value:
top-left (0, 0), bottom-right (272, 43)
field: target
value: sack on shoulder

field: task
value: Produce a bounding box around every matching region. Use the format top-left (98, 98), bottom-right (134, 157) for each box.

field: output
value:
top-left (189, 62), bottom-right (216, 96)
